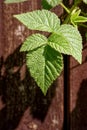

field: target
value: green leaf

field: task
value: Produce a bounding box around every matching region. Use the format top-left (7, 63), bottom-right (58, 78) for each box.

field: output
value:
top-left (71, 9), bottom-right (87, 25)
top-left (20, 33), bottom-right (47, 52)
top-left (4, 0), bottom-right (28, 4)
top-left (42, 0), bottom-right (52, 10)
top-left (42, 0), bottom-right (62, 9)
top-left (48, 24), bottom-right (82, 63)
top-left (21, 33), bottom-right (63, 94)
top-left (83, 0), bottom-right (87, 4)
top-left (14, 10), bottom-right (60, 33)
top-left (73, 16), bottom-right (87, 23)
top-left (75, 0), bottom-right (87, 4)
top-left (74, 0), bottom-right (82, 5)
top-left (26, 45), bottom-right (63, 95)
top-left (71, 9), bottom-right (81, 18)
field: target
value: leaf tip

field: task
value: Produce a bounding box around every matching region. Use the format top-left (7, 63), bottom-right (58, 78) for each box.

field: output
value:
top-left (13, 14), bottom-right (18, 18)
top-left (41, 88), bottom-right (48, 96)
top-left (20, 47), bottom-right (23, 52)
top-left (79, 58), bottom-right (82, 64)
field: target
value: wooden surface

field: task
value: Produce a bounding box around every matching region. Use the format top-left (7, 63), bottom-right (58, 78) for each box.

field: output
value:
top-left (1, 1), bottom-right (87, 130)
top-left (0, 1), bottom-right (64, 130)
top-left (70, 42), bottom-right (87, 130)
top-left (70, 4), bottom-right (87, 130)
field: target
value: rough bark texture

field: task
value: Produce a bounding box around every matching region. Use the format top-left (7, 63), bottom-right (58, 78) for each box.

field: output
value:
top-left (0, 1), bottom-right (64, 130)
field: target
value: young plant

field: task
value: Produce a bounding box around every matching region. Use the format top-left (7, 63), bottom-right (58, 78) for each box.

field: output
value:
top-left (5, 0), bottom-right (87, 95)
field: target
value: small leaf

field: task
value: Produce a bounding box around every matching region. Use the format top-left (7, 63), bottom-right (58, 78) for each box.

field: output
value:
top-left (71, 8), bottom-right (81, 18)
top-left (14, 10), bottom-right (60, 33)
top-left (74, 0), bottom-right (82, 5)
top-left (48, 24), bottom-right (82, 63)
top-left (42, 0), bottom-right (62, 9)
top-left (83, 0), bottom-right (87, 4)
top-left (20, 33), bottom-right (47, 52)
top-left (42, 0), bottom-right (52, 10)
top-left (26, 45), bottom-right (63, 95)
top-left (73, 16), bottom-right (87, 23)
top-left (4, 0), bottom-right (28, 4)
top-left (71, 9), bottom-right (87, 24)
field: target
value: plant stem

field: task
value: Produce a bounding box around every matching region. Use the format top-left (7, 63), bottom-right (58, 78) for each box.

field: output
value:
top-left (60, 3), bottom-right (70, 14)
top-left (63, 4), bottom-right (77, 24)
top-left (62, 0), bottom-right (82, 24)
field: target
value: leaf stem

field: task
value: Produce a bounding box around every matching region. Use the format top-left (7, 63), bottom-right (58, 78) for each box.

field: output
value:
top-left (60, 3), bottom-right (70, 14)
top-left (63, 4), bottom-right (77, 24)
top-left (63, 0), bottom-right (83, 24)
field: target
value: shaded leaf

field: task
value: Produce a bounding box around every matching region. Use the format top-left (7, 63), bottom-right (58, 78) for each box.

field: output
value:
top-left (48, 24), bottom-right (82, 63)
top-left (42, 0), bottom-right (62, 9)
top-left (14, 10), bottom-right (60, 33)
top-left (42, 0), bottom-right (52, 10)
top-left (74, 0), bottom-right (82, 5)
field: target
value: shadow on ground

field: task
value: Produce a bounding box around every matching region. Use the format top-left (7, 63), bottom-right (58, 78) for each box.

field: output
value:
top-left (0, 46), bottom-right (56, 130)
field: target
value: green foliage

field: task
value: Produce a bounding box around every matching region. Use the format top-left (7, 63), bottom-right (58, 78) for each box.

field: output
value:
top-left (74, 0), bottom-right (82, 5)
top-left (48, 24), bottom-right (82, 64)
top-left (20, 33), bottom-right (63, 95)
top-left (4, 0), bottom-right (28, 4)
top-left (42, 0), bottom-right (62, 9)
top-left (6, 0), bottom-right (87, 95)
top-left (71, 8), bottom-right (87, 26)
top-left (42, 0), bottom-right (52, 10)
top-left (74, 16), bottom-right (87, 23)
top-left (26, 46), bottom-right (63, 95)
top-left (14, 10), bottom-right (83, 94)
top-left (74, 0), bottom-right (87, 4)
top-left (20, 34), bottom-right (47, 52)
top-left (83, 0), bottom-right (87, 4)
top-left (14, 10), bottom-right (60, 33)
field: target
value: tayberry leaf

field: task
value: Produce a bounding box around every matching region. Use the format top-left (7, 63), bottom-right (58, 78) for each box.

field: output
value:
top-left (71, 9), bottom-right (87, 25)
top-left (48, 24), bottom-right (82, 63)
top-left (74, 0), bottom-right (82, 4)
top-left (83, 0), bottom-right (87, 4)
top-left (5, 0), bottom-right (28, 3)
top-left (20, 33), bottom-right (63, 95)
top-left (20, 33), bottom-right (47, 52)
top-left (14, 10), bottom-right (60, 33)
top-left (42, 0), bottom-right (62, 9)
top-left (42, 0), bottom-right (52, 10)
top-left (73, 16), bottom-right (87, 23)
top-left (26, 45), bottom-right (63, 95)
